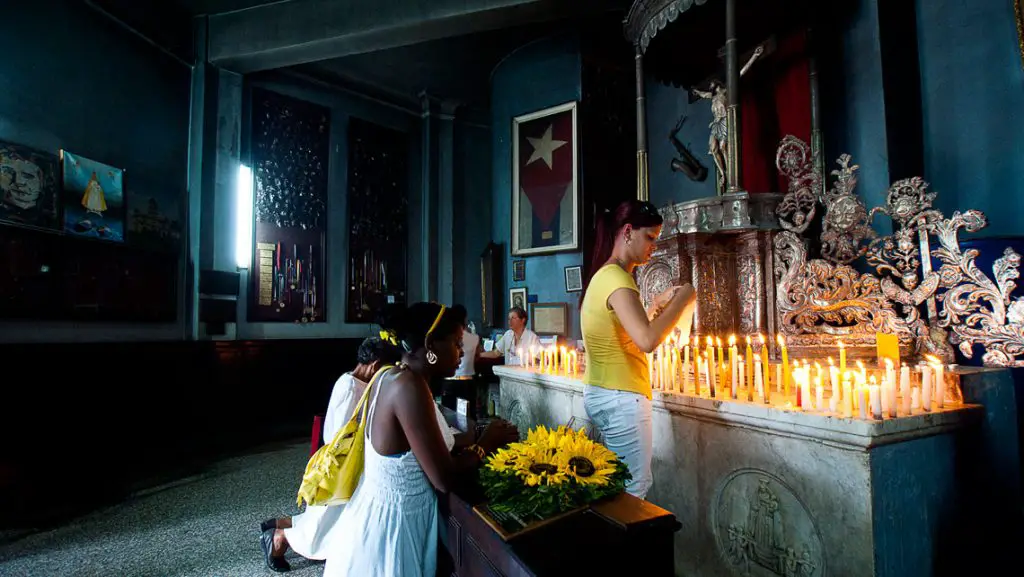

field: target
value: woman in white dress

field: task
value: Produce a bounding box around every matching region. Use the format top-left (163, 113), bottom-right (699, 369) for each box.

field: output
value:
top-left (259, 336), bottom-right (404, 571)
top-left (324, 302), bottom-right (518, 577)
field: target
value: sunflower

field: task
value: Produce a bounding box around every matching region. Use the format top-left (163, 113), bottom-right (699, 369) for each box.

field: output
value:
top-left (485, 447), bottom-right (523, 474)
top-left (554, 433), bottom-right (619, 487)
top-left (509, 440), bottom-right (567, 486)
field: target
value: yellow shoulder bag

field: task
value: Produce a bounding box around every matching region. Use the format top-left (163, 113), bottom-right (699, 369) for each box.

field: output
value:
top-left (296, 364), bottom-right (393, 507)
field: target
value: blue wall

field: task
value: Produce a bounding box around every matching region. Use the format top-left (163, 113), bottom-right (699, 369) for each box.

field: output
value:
top-left (0, 0), bottom-right (191, 343)
top-left (916, 0), bottom-right (1024, 238)
top-left (232, 75), bottom-right (423, 339)
top-left (491, 32), bottom-right (583, 340)
top-left (645, 80), bottom-right (717, 208)
top-left (453, 119), bottom-right (492, 328)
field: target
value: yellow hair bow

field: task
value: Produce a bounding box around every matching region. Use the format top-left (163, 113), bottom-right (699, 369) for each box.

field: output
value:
top-left (379, 330), bottom-right (399, 346)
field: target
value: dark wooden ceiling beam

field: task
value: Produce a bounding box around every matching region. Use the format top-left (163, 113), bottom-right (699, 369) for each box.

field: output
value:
top-left (207, 0), bottom-right (630, 73)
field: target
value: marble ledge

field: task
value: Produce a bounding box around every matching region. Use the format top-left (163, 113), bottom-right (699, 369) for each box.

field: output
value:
top-left (493, 366), bottom-right (985, 450)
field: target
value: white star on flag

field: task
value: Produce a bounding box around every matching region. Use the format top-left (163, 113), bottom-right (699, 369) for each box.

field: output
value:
top-left (525, 124), bottom-right (567, 169)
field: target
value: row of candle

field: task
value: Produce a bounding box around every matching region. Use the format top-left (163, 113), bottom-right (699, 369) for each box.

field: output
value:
top-left (514, 344), bottom-right (579, 377)
top-left (645, 337), bottom-right (955, 419)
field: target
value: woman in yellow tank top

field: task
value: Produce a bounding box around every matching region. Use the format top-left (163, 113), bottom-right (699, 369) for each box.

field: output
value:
top-left (580, 200), bottom-right (695, 499)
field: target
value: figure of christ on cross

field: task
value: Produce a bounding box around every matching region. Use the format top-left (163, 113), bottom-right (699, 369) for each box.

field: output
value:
top-left (691, 44), bottom-right (764, 194)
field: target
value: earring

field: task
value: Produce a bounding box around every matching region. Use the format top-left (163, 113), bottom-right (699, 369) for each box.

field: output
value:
top-left (426, 350), bottom-right (438, 365)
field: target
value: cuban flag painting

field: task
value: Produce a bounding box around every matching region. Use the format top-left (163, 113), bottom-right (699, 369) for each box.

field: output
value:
top-left (512, 101), bottom-right (577, 256)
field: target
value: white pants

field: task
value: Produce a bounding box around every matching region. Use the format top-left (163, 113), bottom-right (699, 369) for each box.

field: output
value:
top-left (583, 385), bottom-right (653, 499)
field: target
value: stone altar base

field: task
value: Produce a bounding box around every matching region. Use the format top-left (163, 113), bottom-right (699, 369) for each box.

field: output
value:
top-left (494, 366), bottom-right (1020, 577)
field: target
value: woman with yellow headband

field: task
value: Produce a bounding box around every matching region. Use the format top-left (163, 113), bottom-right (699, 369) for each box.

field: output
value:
top-left (323, 302), bottom-right (518, 577)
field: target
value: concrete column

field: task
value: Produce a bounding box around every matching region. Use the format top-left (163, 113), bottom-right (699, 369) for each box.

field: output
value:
top-left (420, 92), bottom-right (440, 302)
top-left (437, 100), bottom-right (460, 306)
top-left (186, 16), bottom-right (207, 340)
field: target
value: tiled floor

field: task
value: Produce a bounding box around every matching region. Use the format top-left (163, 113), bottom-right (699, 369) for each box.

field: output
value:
top-left (0, 440), bottom-right (323, 576)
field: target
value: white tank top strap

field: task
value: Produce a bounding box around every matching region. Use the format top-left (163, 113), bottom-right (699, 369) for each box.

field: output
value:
top-left (365, 366), bottom-right (391, 444)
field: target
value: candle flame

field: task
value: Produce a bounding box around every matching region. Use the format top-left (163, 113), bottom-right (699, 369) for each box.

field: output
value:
top-left (777, 333), bottom-right (785, 346)
top-left (754, 354), bottom-right (761, 361)
top-left (759, 333), bottom-right (766, 345)
top-left (814, 361), bottom-right (821, 370)
top-left (857, 360), bottom-right (865, 369)
top-left (869, 375), bottom-right (877, 384)
top-left (716, 336), bottom-right (722, 347)
top-left (924, 354), bottom-right (941, 365)
top-left (884, 358), bottom-right (894, 369)
top-left (729, 335), bottom-right (736, 346)
top-left (707, 336), bottom-right (713, 346)
top-left (746, 335), bottom-right (752, 345)
top-left (828, 356), bottom-right (834, 365)
top-left (838, 339), bottom-right (845, 349)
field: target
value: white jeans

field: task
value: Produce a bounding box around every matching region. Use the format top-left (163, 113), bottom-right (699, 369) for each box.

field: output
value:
top-left (583, 385), bottom-right (654, 499)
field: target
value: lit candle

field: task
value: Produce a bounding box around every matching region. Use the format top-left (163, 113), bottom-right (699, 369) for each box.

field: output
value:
top-left (777, 334), bottom-right (791, 397)
top-left (885, 359), bottom-right (897, 418)
top-left (869, 378), bottom-right (882, 420)
top-left (729, 335), bottom-right (738, 399)
top-left (921, 363), bottom-right (932, 411)
top-left (859, 386), bottom-right (869, 420)
top-left (570, 350), bottom-right (578, 377)
top-left (745, 336), bottom-right (754, 393)
top-left (692, 337), bottom-right (700, 394)
top-left (815, 376), bottom-right (824, 411)
top-left (753, 354), bottom-right (764, 403)
top-left (759, 335), bottom-right (771, 403)
top-left (838, 339), bottom-right (847, 373)
top-left (911, 387), bottom-right (921, 411)
top-left (560, 346), bottom-right (567, 375)
top-left (842, 376), bottom-right (853, 417)
top-left (857, 360), bottom-right (867, 385)
top-left (517, 348), bottom-right (524, 368)
top-left (900, 365), bottom-right (912, 415)
top-left (828, 357), bottom-right (838, 397)
top-left (927, 355), bottom-right (945, 409)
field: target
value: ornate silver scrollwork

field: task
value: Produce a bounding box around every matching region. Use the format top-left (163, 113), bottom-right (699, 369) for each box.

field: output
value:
top-left (820, 154), bottom-right (876, 265)
top-left (774, 135), bottom-right (819, 235)
top-left (933, 211), bottom-right (1024, 367)
top-left (774, 231), bottom-right (914, 351)
top-left (773, 134), bottom-right (1023, 366)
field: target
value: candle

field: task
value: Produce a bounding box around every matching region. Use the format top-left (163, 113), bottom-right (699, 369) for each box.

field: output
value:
top-left (570, 350), bottom-right (578, 376)
top-left (729, 336), bottom-right (738, 399)
top-left (857, 360), bottom-right (867, 385)
top-left (885, 360), bottom-right (897, 418)
top-left (745, 336), bottom-right (754, 391)
top-left (560, 346), bottom-right (567, 375)
top-left (921, 364), bottom-right (932, 411)
top-left (838, 339), bottom-right (847, 373)
top-left (716, 337), bottom-right (724, 375)
top-left (842, 377), bottom-right (853, 417)
top-left (776, 364), bottom-right (783, 394)
top-left (753, 354), bottom-right (764, 403)
top-left (815, 377), bottom-right (824, 411)
top-left (777, 334), bottom-right (791, 397)
top-left (927, 355), bottom-right (945, 408)
top-left (705, 337), bottom-right (714, 372)
top-left (704, 355), bottom-right (713, 396)
top-left (829, 389), bottom-right (838, 413)
top-left (859, 387), bottom-right (869, 420)
top-left (517, 347), bottom-right (524, 368)
top-left (869, 381), bottom-right (882, 420)
top-left (828, 357), bottom-right (838, 396)
top-left (692, 338), bottom-right (700, 394)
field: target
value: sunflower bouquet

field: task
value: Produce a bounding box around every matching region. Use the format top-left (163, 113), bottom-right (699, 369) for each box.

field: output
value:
top-left (478, 425), bottom-right (631, 523)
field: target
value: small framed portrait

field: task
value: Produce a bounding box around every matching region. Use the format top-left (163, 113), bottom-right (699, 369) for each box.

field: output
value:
top-left (512, 259), bottom-right (526, 282)
top-left (564, 265), bottom-right (583, 293)
top-left (509, 287), bottom-right (527, 312)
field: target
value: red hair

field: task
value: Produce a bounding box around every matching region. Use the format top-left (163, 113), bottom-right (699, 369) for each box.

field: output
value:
top-left (581, 200), bottom-right (664, 300)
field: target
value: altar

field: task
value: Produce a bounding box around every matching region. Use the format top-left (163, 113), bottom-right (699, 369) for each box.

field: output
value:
top-left (494, 364), bottom-right (1019, 577)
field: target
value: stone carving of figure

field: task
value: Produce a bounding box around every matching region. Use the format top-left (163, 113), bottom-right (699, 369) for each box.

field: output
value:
top-left (692, 45), bottom-right (765, 193)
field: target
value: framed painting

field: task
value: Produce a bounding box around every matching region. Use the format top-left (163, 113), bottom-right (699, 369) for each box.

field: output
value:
top-left (512, 259), bottom-right (526, 282)
top-left (530, 302), bottom-right (568, 336)
top-left (60, 150), bottom-right (125, 242)
top-left (509, 287), bottom-right (527, 312)
top-left (512, 101), bottom-right (578, 256)
top-left (0, 140), bottom-right (60, 231)
top-left (564, 265), bottom-right (583, 293)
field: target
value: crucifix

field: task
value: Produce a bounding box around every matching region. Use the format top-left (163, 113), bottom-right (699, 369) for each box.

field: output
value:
top-left (691, 44), bottom-right (765, 194)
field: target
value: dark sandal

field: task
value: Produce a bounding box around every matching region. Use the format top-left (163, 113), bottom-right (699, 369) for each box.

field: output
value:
top-left (260, 528), bottom-right (291, 572)
top-left (259, 518), bottom-right (277, 533)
